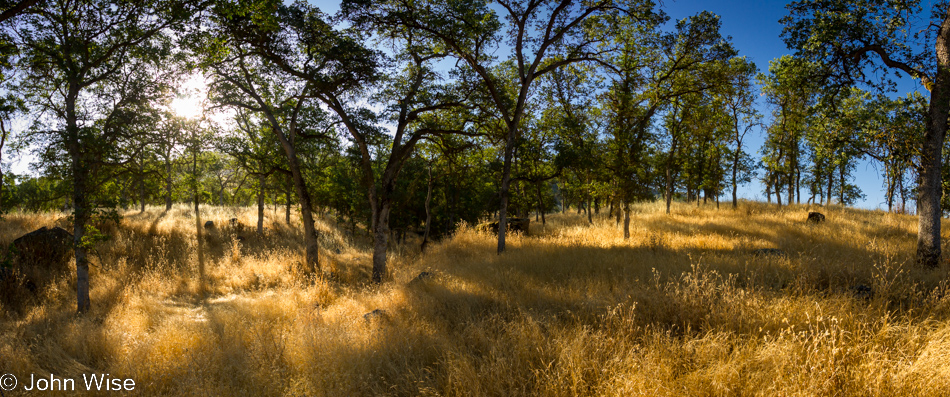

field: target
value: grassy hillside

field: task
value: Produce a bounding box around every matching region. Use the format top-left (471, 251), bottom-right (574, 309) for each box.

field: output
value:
top-left (2, 201), bottom-right (950, 396)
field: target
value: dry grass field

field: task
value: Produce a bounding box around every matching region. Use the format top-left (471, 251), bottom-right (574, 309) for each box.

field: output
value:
top-left (2, 201), bottom-right (950, 396)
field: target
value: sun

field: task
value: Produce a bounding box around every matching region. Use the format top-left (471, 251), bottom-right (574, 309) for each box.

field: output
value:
top-left (170, 96), bottom-right (203, 119)
top-left (169, 74), bottom-right (208, 119)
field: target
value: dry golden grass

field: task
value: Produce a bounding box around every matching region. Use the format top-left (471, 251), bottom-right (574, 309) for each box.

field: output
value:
top-left (3, 201), bottom-right (950, 396)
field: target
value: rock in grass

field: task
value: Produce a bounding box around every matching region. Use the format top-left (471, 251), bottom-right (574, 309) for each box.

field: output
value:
top-left (478, 218), bottom-right (531, 235)
top-left (853, 284), bottom-right (873, 300)
top-left (408, 271), bottom-right (433, 286)
top-left (12, 226), bottom-right (73, 292)
top-left (0, 266), bottom-right (13, 282)
top-left (753, 248), bottom-right (787, 257)
top-left (363, 309), bottom-right (388, 322)
top-left (807, 212), bottom-right (826, 223)
top-left (204, 220), bottom-right (214, 229)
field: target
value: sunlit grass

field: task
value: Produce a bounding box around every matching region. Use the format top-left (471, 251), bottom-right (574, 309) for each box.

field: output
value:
top-left (2, 201), bottom-right (950, 395)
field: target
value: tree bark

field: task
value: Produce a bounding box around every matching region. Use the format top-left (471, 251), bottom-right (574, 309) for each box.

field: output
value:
top-left (257, 173), bottom-right (265, 235)
top-left (66, 85), bottom-right (91, 314)
top-left (731, 152), bottom-right (739, 209)
top-left (886, 163), bottom-right (895, 212)
top-left (796, 166), bottom-right (801, 204)
top-left (536, 182), bottom-right (546, 226)
top-left (918, 14), bottom-right (950, 267)
top-left (586, 195), bottom-right (593, 224)
top-left (165, 157), bottom-right (173, 211)
top-left (275, 137), bottom-right (319, 274)
top-left (775, 174), bottom-right (783, 206)
top-left (421, 165), bottom-right (433, 252)
top-left (0, 120), bottom-right (5, 211)
top-left (623, 202), bottom-right (631, 239)
top-left (839, 163), bottom-right (846, 204)
top-left (497, 121), bottom-right (519, 254)
top-left (665, 139), bottom-right (678, 215)
top-left (826, 171), bottom-right (834, 206)
top-left (284, 180), bottom-right (291, 225)
top-left (787, 167), bottom-right (794, 207)
top-left (372, 200), bottom-right (392, 283)
top-left (193, 149), bottom-right (205, 295)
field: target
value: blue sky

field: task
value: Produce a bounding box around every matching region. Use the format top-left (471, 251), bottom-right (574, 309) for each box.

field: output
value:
top-left (304, 0), bottom-right (930, 210)
top-left (659, 0), bottom-right (927, 210)
top-left (7, 0), bottom-right (915, 210)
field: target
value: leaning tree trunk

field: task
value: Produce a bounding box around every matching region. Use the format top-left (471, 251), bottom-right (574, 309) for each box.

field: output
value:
top-left (276, 138), bottom-right (319, 275)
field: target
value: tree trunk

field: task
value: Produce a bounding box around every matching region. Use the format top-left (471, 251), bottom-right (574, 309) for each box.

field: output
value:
top-left (787, 169), bottom-right (794, 207)
top-left (193, 149), bottom-right (206, 295)
top-left (886, 164), bottom-right (895, 212)
top-left (372, 200), bottom-right (392, 283)
top-left (775, 174), bottom-right (783, 206)
top-left (839, 164), bottom-right (846, 204)
top-left (0, 120), bottom-right (6, 211)
top-left (275, 137), bottom-right (319, 274)
top-left (899, 174), bottom-right (907, 213)
top-left (796, 167), bottom-right (801, 204)
top-left (72, 156), bottom-right (91, 314)
top-left (257, 173), bottom-right (265, 235)
top-left (917, 22), bottom-right (950, 267)
top-left (535, 182), bottom-right (545, 226)
top-left (497, 122), bottom-right (519, 254)
top-left (826, 171), bottom-right (834, 206)
top-left (165, 158), bottom-right (173, 211)
top-left (587, 195), bottom-right (593, 224)
top-left (66, 86), bottom-right (91, 314)
top-left (615, 197), bottom-right (622, 225)
top-left (285, 181), bottom-right (291, 225)
top-left (731, 151), bottom-right (739, 209)
top-left (665, 139), bottom-right (677, 215)
top-left (623, 202), bottom-right (631, 239)
top-left (421, 165), bottom-right (433, 252)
